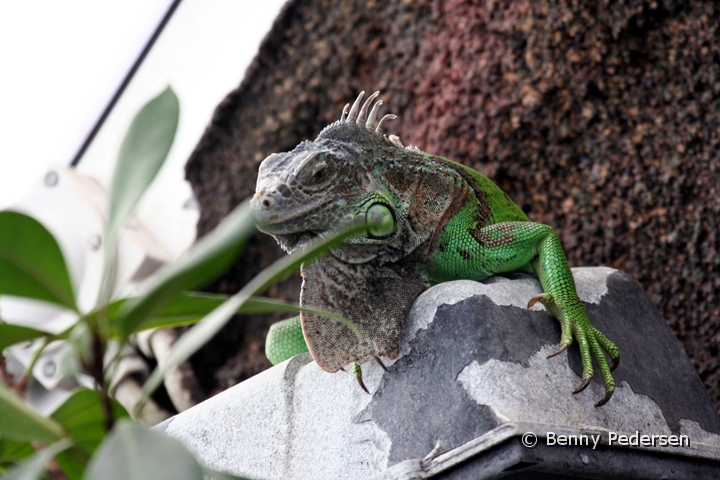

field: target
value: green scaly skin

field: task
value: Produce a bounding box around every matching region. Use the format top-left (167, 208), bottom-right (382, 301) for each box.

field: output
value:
top-left (254, 91), bottom-right (619, 406)
top-left (428, 215), bottom-right (619, 406)
top-left (265, 317), bottom-right (308, 366)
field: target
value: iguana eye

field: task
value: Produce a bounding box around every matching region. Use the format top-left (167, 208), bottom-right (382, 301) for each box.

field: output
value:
top-left (301, 152), bottom-right (333, 186)
top-left (312, 167), bottom-right (326, 182)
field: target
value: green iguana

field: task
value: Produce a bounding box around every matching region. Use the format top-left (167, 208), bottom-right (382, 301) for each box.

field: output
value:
top-left (252, 91), bottom-right (619, 406)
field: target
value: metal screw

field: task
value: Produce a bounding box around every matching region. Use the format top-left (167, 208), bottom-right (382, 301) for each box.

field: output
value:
top-left (88, 233), bottom-right (102, 250)
top-left (43, 360), bottom-right (56, 377)
top-left (44, 170), bottom-right (59, 187)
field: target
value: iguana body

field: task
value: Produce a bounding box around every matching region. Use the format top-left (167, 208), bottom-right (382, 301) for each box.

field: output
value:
top-left (252, 91), bottom-right (619, 406)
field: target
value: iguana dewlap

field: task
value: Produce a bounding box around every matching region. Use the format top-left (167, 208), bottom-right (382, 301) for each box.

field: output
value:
top-left (252, 91), bottom-right (619, 406)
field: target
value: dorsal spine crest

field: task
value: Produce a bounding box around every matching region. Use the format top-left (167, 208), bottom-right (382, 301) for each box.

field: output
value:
top-left (336, 91), bottom-right (399, 140)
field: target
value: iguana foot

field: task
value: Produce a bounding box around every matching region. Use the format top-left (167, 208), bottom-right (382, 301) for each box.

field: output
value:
top-left (353, 362), bottom-right (369, 394)
top-left (527, 292), bottom-right (619, 407)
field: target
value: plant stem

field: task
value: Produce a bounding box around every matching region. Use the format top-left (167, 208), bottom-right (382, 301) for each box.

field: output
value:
top-left (89, 330), bottom-right (115, 433)
top-left (0, 355), bottom-right (16, 388)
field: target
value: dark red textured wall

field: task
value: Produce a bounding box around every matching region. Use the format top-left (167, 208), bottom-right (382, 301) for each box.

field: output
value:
top-left (186, 0), bottom-right (720, 410)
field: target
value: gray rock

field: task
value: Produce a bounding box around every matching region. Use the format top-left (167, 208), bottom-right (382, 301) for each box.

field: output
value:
top-left (161, 268), bottom-right (720, 479)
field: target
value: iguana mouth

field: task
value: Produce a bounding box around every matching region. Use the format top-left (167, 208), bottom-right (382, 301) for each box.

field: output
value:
top-left (271, 231), bottom-right (316, 253)
top-left (253, 198), bottom-right (333, 252)
top-left (253, 193), bottom-right (333, 234)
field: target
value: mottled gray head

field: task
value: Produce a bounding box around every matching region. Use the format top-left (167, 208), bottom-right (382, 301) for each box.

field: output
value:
top-left (252, 91), bottom-right (402, 253)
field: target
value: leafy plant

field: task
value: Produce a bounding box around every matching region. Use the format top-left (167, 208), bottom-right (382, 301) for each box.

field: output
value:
top-left (0, 87), bottom-right (359, 479)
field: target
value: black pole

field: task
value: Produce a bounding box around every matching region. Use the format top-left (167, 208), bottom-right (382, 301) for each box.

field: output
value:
top-left (70, 0), bottom-right (183, 167)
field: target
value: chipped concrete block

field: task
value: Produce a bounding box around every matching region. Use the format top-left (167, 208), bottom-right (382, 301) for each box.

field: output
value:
top-left (160, 268), bottom-right (720, 479)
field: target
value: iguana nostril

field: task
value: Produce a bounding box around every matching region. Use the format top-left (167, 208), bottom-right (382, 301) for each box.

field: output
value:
top-left (260, 193), bottom-right (282, 210)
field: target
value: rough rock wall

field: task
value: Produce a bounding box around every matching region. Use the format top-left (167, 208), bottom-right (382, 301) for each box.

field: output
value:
top-left (185, 0), bottom-right (720, 410)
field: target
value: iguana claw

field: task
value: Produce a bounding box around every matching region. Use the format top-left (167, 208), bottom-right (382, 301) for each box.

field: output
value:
top-left (356, 377), bottom-right (370, 394)
top-left (610, 355), bottom-right (620, 372)
top-left (374, 356), bottom-right (389, 372)
top-left (353, 362), bottom-right (369, 394)
top-left (595, 389), bottom-right (614, 407)
top-left (527, 294), bottom-right (545, 309)
top-left (547, 343), bottom-right (570, 358)
top-left (573, 377), bottom-right (593, 394)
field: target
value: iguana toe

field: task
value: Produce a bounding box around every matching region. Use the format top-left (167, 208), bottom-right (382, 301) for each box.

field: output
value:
top-left (610, 355), bottom-right (620, 372)
top-left (353, 362), bottom-right (370, 394)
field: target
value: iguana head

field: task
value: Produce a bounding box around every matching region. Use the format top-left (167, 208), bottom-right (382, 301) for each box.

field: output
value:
top-left (253, 92), bottom-right (412, 259)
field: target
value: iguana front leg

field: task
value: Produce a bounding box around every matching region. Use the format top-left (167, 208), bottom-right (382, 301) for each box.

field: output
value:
top-left (430, 221), bottom-right (620, 406)
top-left (493, 222), bottom-right (619, 406)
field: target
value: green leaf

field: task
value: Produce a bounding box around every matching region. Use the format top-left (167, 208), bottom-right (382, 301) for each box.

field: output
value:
top-left (237, 297), bottom-right (359, 333)
top-left (0, 211), bottom-right (77, 311)
top-left (51, 389), bottom-right (129, 454)
top-left (0, 439), bottom-right (35, 464)
top-left (84, 421), bottom-right (204, 480)
top-left (229, 223), bottom-right (370, 301)
top-left (102, 292), bottom-right (354, 336)
top-left (1, 439), bottom-right (72, 480)
top-left (53, 446), bottom-right (88, 480)
top-left (116, 200), bottom-right (256, 339)
top-left (0, 324), bottom-right (50, 351)
top-left (130, 292), bottom-right (229, 330)
top-left (50, 389), bottom-right (130, 480)
top-left (106, 87), bottom-right (179, 238)
top-left (138, 225), bottom-right (366, 413)
top-left (0, 382), bottom-right (64, 444)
